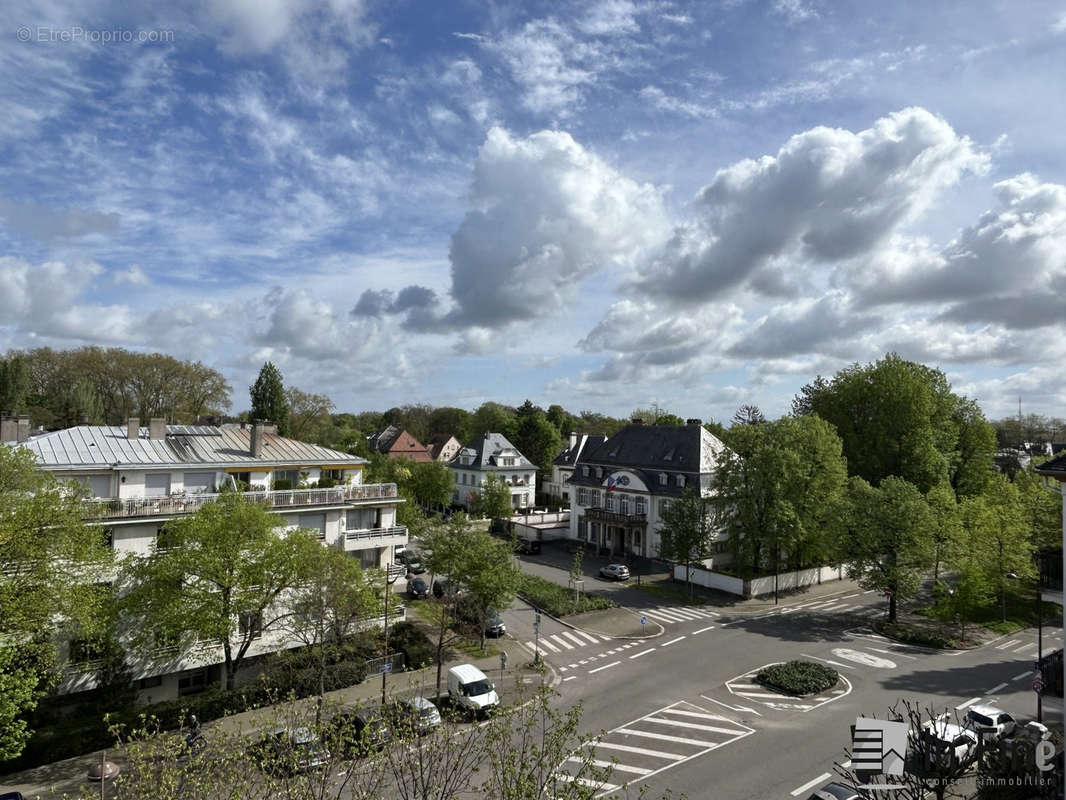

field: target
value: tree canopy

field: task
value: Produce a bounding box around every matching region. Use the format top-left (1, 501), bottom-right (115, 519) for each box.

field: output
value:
top-left (250, 362), bottom-right (290, 436)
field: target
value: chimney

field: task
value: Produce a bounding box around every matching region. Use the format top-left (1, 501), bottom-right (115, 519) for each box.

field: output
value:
top-left (569, 432), bottom-right (578, 450)
top-left (251, 419), bottom-right (267, 457)
top-left (16, 415), bottom-right (31, 443)
top-left (1, 416), bottom-right (16, 443)
top-left (127, 417), bottom-right (140, 440)
top-left (686, 418), bottom-right (702, 427)
top-left (149, 418), bottom-right (166, 440)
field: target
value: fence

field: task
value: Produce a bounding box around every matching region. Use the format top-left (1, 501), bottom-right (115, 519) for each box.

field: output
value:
top-left (672, 563), bottom-right (845, 598)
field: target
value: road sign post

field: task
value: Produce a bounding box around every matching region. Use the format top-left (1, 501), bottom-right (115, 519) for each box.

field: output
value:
top-left (500, 651), bottom-right (507, 683)
top-left (640, 615), bottom-right (647, 634)
top-left (533, 609), bottom-right (541, 665)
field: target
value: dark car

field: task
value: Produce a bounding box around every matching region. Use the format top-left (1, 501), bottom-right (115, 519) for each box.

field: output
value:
top-left (433, 578), bottom-right (458, 598)
top-left (1, 792), bottom-right (27, 800)
top-left (484, 608), bottom-right (506, 637)
top-left (517, 537), bottom-right (541, 554)
top-left (327, 709), bottom-right (391, 757)
top-left (250, 727), bottom-right (330, 774)
top-left (408, 577), bottom-right (429, 600)
top-left (397, 549), bottom-right (426, 574)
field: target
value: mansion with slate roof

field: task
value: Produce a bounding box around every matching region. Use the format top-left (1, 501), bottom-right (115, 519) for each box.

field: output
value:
top-left (1, 416), bottom-right (406, 702)
top-left (448, 432), bottom-right (537, 511)
top-left (566, 419), bottom-right (729, 562)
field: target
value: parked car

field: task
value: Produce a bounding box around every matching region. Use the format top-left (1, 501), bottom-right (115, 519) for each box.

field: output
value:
top-left (599, 563), bottom-right (630, 581)
top-left (805, 783), bottom-right (859, 800)
top-left (433, 578), bottom-right (459, 598)
top-left (326, 708), bottom-right (391, 757)
top-left (397, 549), bottom-right (426, 574)
top-left (0, 793), bottom-right (26, 800)
top-left (484, 608), bottom-right (506, 637)
top-left (250, 727), bottom-right (330, 774)
top-left (447, 663), bottom-right (499, 717)
top-left (384, 696), bottom-right (442, 736)
top-left (517, 537), bottom-right (541, 554)
top-left (912, 718), bottom-right (978, 767)
top-left (999, 720), bottom-right (1052, 760)
top-left (408, 577), bottom-right (429, 600)
top-left (964, 705), bottom-right (1016, 742)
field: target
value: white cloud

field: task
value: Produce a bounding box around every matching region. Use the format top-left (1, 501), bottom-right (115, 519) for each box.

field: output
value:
top-left (577, 0), bottom-right (641, 36)
top-left (638, 85), bottom-right (715, 118)
top-left (772, 0), bottom-right (817, 22)
top-left (631, 107), bottom-right (988, 304)
top-left (1053, 12), bottom-right (1066, 34)
top-left (492, 19), bottom-right (596, 115)
top-left (113, 265), bottom-right (150, 285)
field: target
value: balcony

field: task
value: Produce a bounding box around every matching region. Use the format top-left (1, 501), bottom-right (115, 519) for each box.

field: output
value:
top-left (584, 507), bottom-right (647, 525)
top-left (86, 483), bottom-right (399, 520)
top-left (344, 525), bottom-right (408, 544)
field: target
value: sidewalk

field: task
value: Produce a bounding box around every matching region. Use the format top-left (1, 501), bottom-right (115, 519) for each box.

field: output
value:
top-left (0, 637), bottom-right (545, 800)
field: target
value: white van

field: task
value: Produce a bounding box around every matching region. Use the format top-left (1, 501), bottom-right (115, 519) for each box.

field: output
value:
top-left (447, 664), bottom-right (499, 716)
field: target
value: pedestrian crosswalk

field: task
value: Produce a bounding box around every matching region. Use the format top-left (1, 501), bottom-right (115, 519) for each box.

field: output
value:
top-left (553, 700), bottom-right (754, 796)
top-left (994, 635), bottom-right (1063, 654)
top-left (636, 605), bottom-right (721, 625)
top-left (761, 596), bottom-right (884, 619)
top-left (525, 628), bottom-right (611, 657)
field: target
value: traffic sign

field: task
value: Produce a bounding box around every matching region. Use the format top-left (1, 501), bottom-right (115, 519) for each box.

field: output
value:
top-left (378, 663), bottom-right (393, 674)
top-left (640, 615), bottom-right (647, 626)
top-left (500, 652), bottom-right (508, 670)
top-left (1033, 677), bottom-right (1045, 693)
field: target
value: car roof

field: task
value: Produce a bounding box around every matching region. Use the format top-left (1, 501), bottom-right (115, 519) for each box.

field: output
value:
top-left (968, 704), bottom-right (1008, 717)
top-left (402, 696), bottom-right (437, 710)
top-left (449, 663), bottom-right (488, 682)
top-left (812, 784), bottom-right (858, 800)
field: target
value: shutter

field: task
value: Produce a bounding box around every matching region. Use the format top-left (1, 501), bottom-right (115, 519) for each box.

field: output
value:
top-left (183, 471), bottom-right (215, 494)
top-left (298, 513), bottom-right (327, 538)
top-left (144, 473), bottom-right (171, 498)
top-left (88, 475), bottom-right (112, 498)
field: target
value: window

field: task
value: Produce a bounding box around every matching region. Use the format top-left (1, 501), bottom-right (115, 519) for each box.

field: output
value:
top-left (596, 468), bottom-right (603, 479)
top-left (346, 508), bottom-right (378, 531)
top-left (660, 499), bottom-right (672, 515)
top-left (577, 488), bottom-right (588, 505)
top-left (522, 493), bottom-right (529, 506)
top-left (144, 472), bottom-right (171, 498)
top-left (183, 471), bottom-right (215, 494)
top-left (178, 669), bottom-right (209, 697)
top-left (69, 637), bottom-right (103, 664)
top-left (578, 519), bottom-right (587, 540)
top-left (635, 497), bottom-right (646, 515)
top-left (358, 548), bottom-right (381, 569)
top-left (677, 474), bottom-right (686, 488)
top-left (582, 466), bottom-right (590, 477)
top-left (298, 512), bottom-right (327, 539)
top-left (71, 474), bottom-right (112, 498)
top-left (512, 474), bottom-right (519, 484)
top-left (155, 525), bottom-right (179, 551)
top-left (589, 490), bottom-right (600, 508)
top-left (137, 675), bottom-right (163, 689)
top-left (605, 495), bottom-right (615, 512)
top-left (239, 611), bottom-right (263, 640)
top-left (659, 473), bottom-right (667, 485)
top-left (322, 469), bottom-right (344, 481)
top-left (229, 472), bottom-right (251, 490)
top-left (620, 495), bottom-right (630, 515)
top-left (273, 469), bottom-right (301, 489)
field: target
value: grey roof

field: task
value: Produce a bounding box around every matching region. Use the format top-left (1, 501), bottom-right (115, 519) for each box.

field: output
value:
top-left (1036, 451), bottom-right (1066, 479)
top-left (16, 425), bottom-right (367, 471)
top-left (567, 423), bottom-right (727, 496)
top-left (448, 432), bottom-right (535, 470)
top-left (367, 424), bottom-right (403, 453)
top-left (552, 434), bottom-right (607, 467)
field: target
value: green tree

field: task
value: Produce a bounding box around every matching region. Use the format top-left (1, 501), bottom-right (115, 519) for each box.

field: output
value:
top-left (0, 444), bottom-right (112, 759)
top-left (926, 483), bottom-right (961, 582)
top-left (0, 354), bottom-right (29, 414)
top-left (1015, 464), bottom-right (1063, 551)
top-left (119, 492), bottom-right (319, 690)
top-left (794, 353), bottom-right (993, 494)
top-left (841, 476), bottom-right (935, 622)
top-left (514, 410), bottom-right (563, 474)
top-left (967, 475), bottom-right (1034, 622)
top-left (470, 402), bottom-right (518, 441)
top-left (731, 404), bottom-right (766, 426)
top-left (249, 362), bottom-right (290, 436)
top-left (408, 460), bottom-right (455, 512)
top-left (470, 473), bottom-right (513, 520)
top-left (658, 488), bottom-right (716, 600)
top-left (285, 386), bottom-right (335, 443)
top-left (428, 406), bottom-right (473, 443)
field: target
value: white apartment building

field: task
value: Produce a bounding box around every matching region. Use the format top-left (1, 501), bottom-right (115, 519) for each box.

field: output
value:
top-left (567, 419), bottom-right (729, 562)
top-left (4, 417), bottom-right (406, 702)
top-left (448, 432), bottom-right (537, 512)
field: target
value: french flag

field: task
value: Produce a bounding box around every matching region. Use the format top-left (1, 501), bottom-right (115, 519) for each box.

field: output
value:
top-left (605, 475), bottom-right (619, 493)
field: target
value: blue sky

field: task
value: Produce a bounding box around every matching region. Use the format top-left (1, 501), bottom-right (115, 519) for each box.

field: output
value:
top-left (2, 0), bottom-right (1064, 423)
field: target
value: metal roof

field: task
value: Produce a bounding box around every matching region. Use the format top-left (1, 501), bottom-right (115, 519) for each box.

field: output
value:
top-left (17, 425), bottom-right (367, 471)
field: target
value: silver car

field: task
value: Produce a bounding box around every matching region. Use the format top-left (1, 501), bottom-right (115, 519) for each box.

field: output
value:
top-left (599, 563), bottom-right (630, 580)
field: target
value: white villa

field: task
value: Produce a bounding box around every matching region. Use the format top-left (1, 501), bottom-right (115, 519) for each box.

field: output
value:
top-left (448, 432), bottom-right (537, 512)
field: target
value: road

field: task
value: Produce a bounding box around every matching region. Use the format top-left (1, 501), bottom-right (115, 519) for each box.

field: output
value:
top-left (501, 581), bottom-right (1064, 799)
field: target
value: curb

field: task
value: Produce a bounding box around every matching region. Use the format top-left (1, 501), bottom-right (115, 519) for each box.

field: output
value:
top-left (522, 599), bottom-right (665, 640)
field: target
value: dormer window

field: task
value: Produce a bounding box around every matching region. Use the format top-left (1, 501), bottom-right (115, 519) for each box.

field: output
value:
top-left (596, 467), bottom-right (603, 479)
top-left (663, 448), bottom-right (675, 461)
top-left (677, 475), bottom-right (686, 488)
top-left (583, 466), bottom-right (590, 477)
top-left (659, 473), bottom-right (667, 485)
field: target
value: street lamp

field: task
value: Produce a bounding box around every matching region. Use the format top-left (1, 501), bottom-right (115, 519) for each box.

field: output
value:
top-left (381, 562), bottom-right (402, 706)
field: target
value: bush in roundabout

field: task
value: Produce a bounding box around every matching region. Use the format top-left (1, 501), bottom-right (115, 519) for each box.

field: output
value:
top-left (756, 660), bottom-right (838, 696)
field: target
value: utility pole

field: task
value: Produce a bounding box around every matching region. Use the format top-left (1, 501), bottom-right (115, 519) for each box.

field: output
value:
top-left (381, 563), bottom-right (401, 706)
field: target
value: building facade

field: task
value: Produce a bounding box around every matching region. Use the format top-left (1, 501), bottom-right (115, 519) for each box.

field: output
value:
top-left (4, 418), bottom-right (406, 702)
top-left (427, 433), bottom-right (462, 463)
top-left (543, 432), bottom-right (606, 504)
top-left (566, 420), bottom-right (728, 561)
top-left (448, 432), bottom-right (537, 511)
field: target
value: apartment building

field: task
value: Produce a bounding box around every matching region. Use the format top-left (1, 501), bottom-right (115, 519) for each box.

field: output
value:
top-left (448, 432), bottom-right (536, 511)
top-left (543, 432), bottom-right (606, 504)
top-left (3, 417), bottom-right (406, 702)
top-left (566, 419), bottom-right (728, 562)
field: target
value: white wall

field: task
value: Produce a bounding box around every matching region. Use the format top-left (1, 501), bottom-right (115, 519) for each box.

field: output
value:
top-left (672, 564), bottom-right (745, 595)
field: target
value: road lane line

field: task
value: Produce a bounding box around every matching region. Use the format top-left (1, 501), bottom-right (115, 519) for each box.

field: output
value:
top-left (614, 728), bottom-right (717, 747)
top-left (692, 625), bottom-right (716, 634)
top-left (563, 676), bottom-right (576, 682)
top-left (1012, 671), bottom-right (1031, 681)
top-left (869, 647), bottom-right (916, 660)
top-left (1015, 643), bottom-right (1037, 653)
top-left (554, 774), bottom-right (619, 792)
top-left (732, 691), bottom-right (794, 699)
top-left (662, 636), bottom-right (686, 647)
top-left (791, 773), bottom-right (832, 797)
top-left (589, 660), bottom-right (621, 674)
top-left (957, 697), bottom-right (983, 710)
top-left (572, 757), bottom-right (651, 776)
top-left (841, 594), bottom-right (860, 599)
top-left (630, 648), bottom-right (656, 659)
top-left (996, 639), bottom-right (1021, 650)
top-left (659, 708), bottom-right (736, 721)
top-left (643, 717), bottom-right (748, 736)
top-left (593, 741), bottom-right (685, 761)
top-left (987, 682), bottom-right (1008, 694)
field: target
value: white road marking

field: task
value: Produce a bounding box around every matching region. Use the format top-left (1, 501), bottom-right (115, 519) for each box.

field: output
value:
top-left (830, 648), bottom-right (896, 668)
top-left (659, 708), bottom-right (737, 721)
top-left (662, 636), bottom-right (686, 647)
top-left (641, 608), bottom-right (690, 623)
top-left (630, 648), bottom-right (656, 659)
top-left (1012, 671), bottom-right (1031, 681)
top-left (863, 589), bottom-right (876, 594)
top-left (692, 625), bottom-right (716, 634)
top-left (563, 676), bottom-right (576, 682)
top-left (538, 638), bottom-right (561, 653)
top-left (1015, 643), bottom-right (1037, 653)
top-left (554, 774), bottom-right (619, 792)
top-left (569, 757), bottom-right (651, 776)
top-left (568, 663), bottom-right (578, 668)
top-left (957, 697), bottom-right (983, 710)
top-left (731, 691), bottom-right (794, 699)
top-left (561, 631), bottom-right (588, 648)
top-left (550, 634), bottom-right (574, 650)
top-left (589, 661), bottom-right (621, 674)
top-left (575, 630), bottom-right (602, 645)
top-left (730, 683), bottom-right (762, 689)
top-left (791, 773), bottom-right (832, 797)
top-left (868, 646), bottom-right (916, 660)
top-left (987, 682), bottom-right (1008, 694)
top-left (643, 717), bottom-right (748, 736)
top-left (614, 728), bottom-right (717, 748)
top-left (593, 741), bottom-right (685, 761)
top-left (559, 666), bottom-right (568, 672)
top-left (841, 593), bottom-right (860, 599)
top-left (996, 639), bottom-right (1021, 650)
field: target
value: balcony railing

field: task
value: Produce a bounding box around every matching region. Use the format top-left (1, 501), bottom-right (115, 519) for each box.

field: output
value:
top-left (344, 525), bottom-right (408, 541)
top-left (86, 483), bottom-right (398, 520)
top-left (584, 507), bottom-right (647, 525)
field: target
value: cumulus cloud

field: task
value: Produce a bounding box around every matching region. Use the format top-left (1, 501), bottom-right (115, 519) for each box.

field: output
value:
top-left (727, 292), bottom-right (882, 359)
top-left (630, 107), bottom-right (988, 306)
top-left (848, 173), bottom-right (1066, 330)
top-left (113, 265), bottom-right (150, 285)
top-left (429, 127), bottom-right (669, 329)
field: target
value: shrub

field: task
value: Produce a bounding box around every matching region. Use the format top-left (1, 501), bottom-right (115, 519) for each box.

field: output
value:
top-left (516, 574), bottom-right (616, 617)
top-left (756, 660), bottom-right (838, 696)
top-left (877, 622), bottom-right (958, 649)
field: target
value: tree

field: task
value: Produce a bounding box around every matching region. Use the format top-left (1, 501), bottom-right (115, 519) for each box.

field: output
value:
top-left (1014, 464), bottom-right (1063, 551)
top-left (793, 353), bottom-right (992, 494)
top-left (249, 362), bottom-right (290, 436)
top-left (0, 354), bottom-right (29, 413)
top-left (0, 444), bottom-right (112, 759)
top-left (470, 473), bottom-right (513, 520)
top-left (470, 402), bottom-right (517, 441)
top-left (658, 488), bottom-right (716, 600)
top-left (407, 460), bottom-right (455, 512)
top-left (841, 476), bottom-right (935, 623)
top-left (731, 404), bottom-right (766, 426)
top-left (545, 404), bottom-right (577, 436)
top-left (925, 483), bottom-right (961, 582)
top-left (285, 386), bottom-right (335, 442)
top-left (514, 410), bottom-right (563, 474)
top-left (967, 475), bottom-right (1033, 622)
top-left (428, 406), bottom-right (473, 443)
top-left (119, 492), bottom-right (319, 690)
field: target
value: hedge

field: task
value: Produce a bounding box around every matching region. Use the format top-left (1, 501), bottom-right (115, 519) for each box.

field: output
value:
top-left (756, 660), bottom-right (838, 696)
top-left (516, 574), bottom-right (616, 617)
top-left (877, 622), bottom-right (958, 650)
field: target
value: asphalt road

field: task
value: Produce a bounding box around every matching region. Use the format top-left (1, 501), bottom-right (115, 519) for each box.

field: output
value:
top-left (500, 584), bottom-right (1065, 800)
